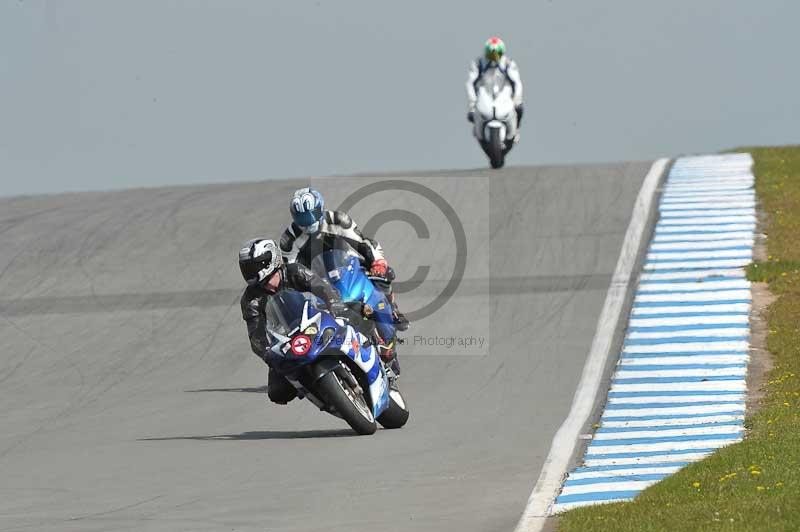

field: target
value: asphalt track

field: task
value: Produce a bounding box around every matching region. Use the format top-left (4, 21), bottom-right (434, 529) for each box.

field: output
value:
top-left (0, 162), bottom-right (650, 532)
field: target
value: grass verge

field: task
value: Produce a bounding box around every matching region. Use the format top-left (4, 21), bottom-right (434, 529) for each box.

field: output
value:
top-left (558, 146), bottom-right (800, 532)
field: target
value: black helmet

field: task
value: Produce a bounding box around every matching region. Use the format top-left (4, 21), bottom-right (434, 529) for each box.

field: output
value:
top-left (238, 238), bottom-right (283, 287)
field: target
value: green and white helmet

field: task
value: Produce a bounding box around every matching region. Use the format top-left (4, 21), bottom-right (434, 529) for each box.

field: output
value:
top-left (484, 36), bottom-right (506, 62)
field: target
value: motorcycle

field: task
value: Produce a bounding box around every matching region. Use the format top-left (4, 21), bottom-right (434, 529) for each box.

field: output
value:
top-left (264, 288), bottom-right (409, 435)
top-left (310, 249), bottom-right (398, 352)
top-left (472, 68), bottom-right (518, 169)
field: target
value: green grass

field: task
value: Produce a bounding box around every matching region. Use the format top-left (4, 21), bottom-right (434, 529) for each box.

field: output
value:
top-left (558, 146), bottom-right (800, 532)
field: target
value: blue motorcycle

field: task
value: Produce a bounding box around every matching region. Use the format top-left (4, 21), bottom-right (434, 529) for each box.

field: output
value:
top-left (310, 249), bottom-right (399, 360)
top-left (264, 288), bottom-right (409, 435)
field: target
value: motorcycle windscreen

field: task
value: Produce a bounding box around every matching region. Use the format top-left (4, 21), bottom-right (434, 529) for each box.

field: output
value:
top-left (310, 249), bottom-right (373, 303)
top-left (265, 289), bottom-right (320, 335)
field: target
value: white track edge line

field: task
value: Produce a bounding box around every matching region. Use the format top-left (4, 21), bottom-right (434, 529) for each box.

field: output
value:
top-left (513, 158), bottom-right (669, 532)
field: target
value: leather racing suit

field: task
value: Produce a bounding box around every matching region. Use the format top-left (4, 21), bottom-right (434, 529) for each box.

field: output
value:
top-left (466, 55), bottom-right (524, 137)
top-left (280, 210), bottom-right (404, 368)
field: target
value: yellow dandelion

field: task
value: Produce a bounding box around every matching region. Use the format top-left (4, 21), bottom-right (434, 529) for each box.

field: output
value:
top-left (756, 486), bottom-right (766, 491)
top-left (776, 482), bottom-right (784, 488)
top-left (692, 481), bottom-right (701, 488)
top-left (751, 470), bottom-right (761, 476)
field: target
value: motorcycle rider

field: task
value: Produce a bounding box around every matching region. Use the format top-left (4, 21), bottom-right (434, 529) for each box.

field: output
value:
top-left (239, 237), bottom-right (351, 404)
top-left (280, 187), bottom-right (408, 368)
top-left (466, 36), bottom-right (524, 145)
top-left (280, 187), bottom-right (408, 327)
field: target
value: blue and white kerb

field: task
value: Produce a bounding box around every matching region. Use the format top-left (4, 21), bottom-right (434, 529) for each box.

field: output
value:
top-left (552, 153), bottom-right (756, 512)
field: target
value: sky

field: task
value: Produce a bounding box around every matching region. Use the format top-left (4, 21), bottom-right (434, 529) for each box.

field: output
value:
top-left (2, 0), bottom-right (799, 196)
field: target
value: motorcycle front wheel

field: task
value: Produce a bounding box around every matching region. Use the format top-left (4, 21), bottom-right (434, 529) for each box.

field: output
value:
top-left (488, 127), bottom-right (505, 169)
top-left (316, 370), bottom-right (377, 435)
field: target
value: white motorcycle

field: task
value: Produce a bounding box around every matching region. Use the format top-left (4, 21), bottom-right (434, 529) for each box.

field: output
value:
top-left (472, 69), bottom-right (518, 169)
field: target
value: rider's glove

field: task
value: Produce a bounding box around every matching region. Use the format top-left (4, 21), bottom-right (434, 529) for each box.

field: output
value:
top-left (369, 258), bottom-right (389, 278)
top-left (515, 104), bottom-right (524, 123)
top-left (467, 111), bottom-right (475, 123)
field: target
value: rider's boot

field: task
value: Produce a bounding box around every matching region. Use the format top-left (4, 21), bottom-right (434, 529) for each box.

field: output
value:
top-left (376, 336), bottom-right (395, 364)
top-left (376, 335), bottom-right (401, 389)
top-left (374, 333), bottom-right (401, 374)
top-left (370, 267), bottom-right (409, 331)
top-left (387, 290), bottom-right (409, 331)
top-left (389, 356), bottom-right (401, 378)
top-left (267, 367), bottom-right (297, 404)
top-left (392, 307), bottom-right (409, 332)
top-left (384, 359), bottom-right (401, 390)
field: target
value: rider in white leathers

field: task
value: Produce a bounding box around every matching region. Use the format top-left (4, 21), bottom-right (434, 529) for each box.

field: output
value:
top-left (466, 36), bottom-right (524, 142)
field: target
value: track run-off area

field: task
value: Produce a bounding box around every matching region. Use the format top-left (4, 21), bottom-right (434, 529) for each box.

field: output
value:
top-left (2, 162), bottom-right (665, 532)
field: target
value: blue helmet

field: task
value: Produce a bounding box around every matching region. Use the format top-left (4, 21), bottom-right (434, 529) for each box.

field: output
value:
top-left (290, 187), bottom-right (324, 231)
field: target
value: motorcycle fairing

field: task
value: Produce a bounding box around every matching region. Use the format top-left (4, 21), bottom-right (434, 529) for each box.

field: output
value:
top-left (267, 294), bottom-right (390, 417)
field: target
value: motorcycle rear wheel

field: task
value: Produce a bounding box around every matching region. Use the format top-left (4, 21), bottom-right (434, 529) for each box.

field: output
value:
top-left (377, 388), bottom-right (409, 429)
top-left (316, 370), bottom-right (377, 435)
